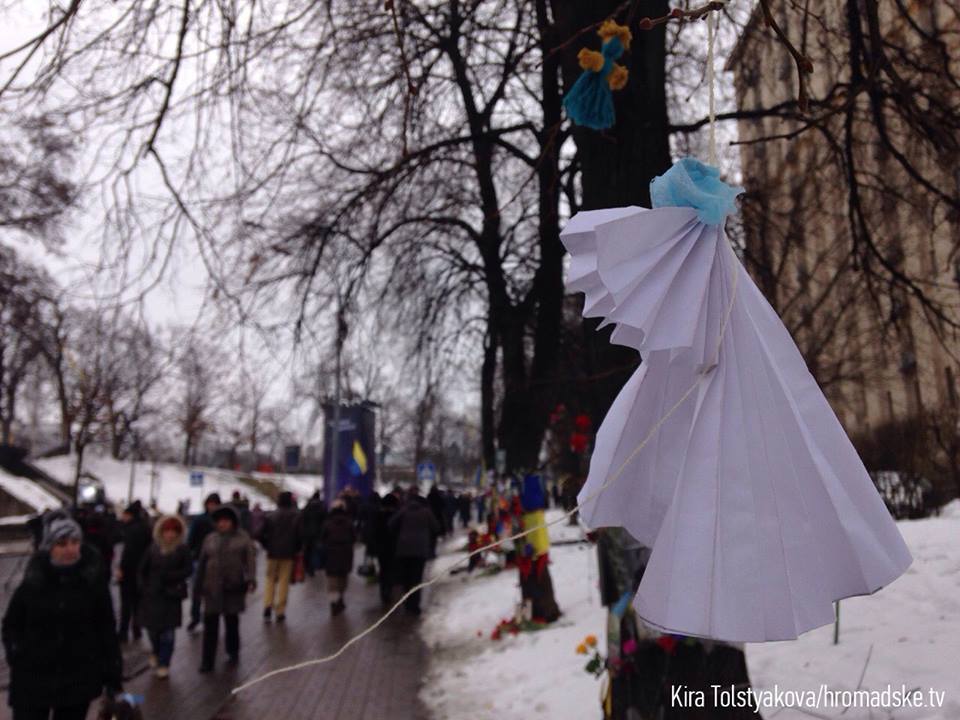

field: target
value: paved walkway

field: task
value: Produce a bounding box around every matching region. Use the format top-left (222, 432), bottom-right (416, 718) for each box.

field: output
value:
top-left (0, 552), bottom-right (431, 720)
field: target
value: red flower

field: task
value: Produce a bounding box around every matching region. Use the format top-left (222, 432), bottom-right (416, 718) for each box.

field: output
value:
top-left (656, 635), bottom-right (678, 654)
top-left (570, 432), bottom-right (589, 453)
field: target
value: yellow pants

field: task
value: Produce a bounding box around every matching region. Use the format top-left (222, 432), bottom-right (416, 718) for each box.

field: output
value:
top-left (263, 558), bottom-right (294, 614)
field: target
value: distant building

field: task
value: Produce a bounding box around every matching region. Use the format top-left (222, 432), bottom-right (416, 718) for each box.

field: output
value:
top-left (727, 2), bottom-right (960, 440)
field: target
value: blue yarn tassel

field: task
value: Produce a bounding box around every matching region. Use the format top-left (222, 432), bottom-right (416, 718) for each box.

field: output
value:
top-left (563, 36), bottom-right (626, 130)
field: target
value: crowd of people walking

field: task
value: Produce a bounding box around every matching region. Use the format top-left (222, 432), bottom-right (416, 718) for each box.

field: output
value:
top-left (1, 481), bottom-right (490, 717)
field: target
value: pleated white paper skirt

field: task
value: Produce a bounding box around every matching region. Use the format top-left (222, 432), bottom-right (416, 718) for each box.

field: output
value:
top-left (562, 206), bottom-right (912, 642)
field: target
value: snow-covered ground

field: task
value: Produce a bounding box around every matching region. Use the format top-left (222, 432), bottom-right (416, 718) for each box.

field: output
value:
top-left (420, 505), bottom-right (960, 720)
top-left (0, 467), bottom-right (62, 514)
top-left (747, 502), bottom-right (960, 720)
top-left (420, 510), bottom-right (606, 719)
top-left (34, 453), bottom-right (275, 515)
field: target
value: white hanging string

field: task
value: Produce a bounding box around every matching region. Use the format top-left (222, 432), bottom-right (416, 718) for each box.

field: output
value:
top-left (232, 237), bottom-right (741, 696)
top-left (707, 7), bottom-right (718, 166)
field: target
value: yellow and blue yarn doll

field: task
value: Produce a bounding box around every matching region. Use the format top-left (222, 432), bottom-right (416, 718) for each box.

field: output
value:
top-left (562, 20), bottom-right (632, 130)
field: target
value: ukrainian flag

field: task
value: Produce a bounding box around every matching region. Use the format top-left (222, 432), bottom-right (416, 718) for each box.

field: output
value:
top-left (348, 440), bottom-right (368, 477)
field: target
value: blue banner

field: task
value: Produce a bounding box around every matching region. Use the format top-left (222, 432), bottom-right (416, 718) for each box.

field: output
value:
top-left (323, 403), bottom-right (376, 505)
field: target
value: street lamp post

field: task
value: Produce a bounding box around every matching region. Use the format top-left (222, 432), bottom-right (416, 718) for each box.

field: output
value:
top-left (327, 304), bottom-right (348, 503)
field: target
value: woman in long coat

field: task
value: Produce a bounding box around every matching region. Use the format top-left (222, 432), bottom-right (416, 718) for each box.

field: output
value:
top-left (320, 500), bottom-right (355, 615)
top-left (138, 515), bottom-right (192, 678)
top-left (2, 514), bottom-right (123, 718)
top-left (197, 505), bottom-right (257, 672)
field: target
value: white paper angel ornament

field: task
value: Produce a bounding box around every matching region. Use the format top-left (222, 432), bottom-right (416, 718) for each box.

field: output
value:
top-left (561, 158), bottom-right (912, 643)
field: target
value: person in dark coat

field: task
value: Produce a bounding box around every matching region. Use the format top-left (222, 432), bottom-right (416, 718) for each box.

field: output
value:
top-left (389, 487), bottom-right (441, 616)
top-left (320, 501), bottom-right (355, 615)
top-left (258, 491), bottom-right (301, 622)
top-left (75, 504), bottom-right (120, 574)
top-left (457, 492), bottom-right (472, 528)
top-left (117, 501), bottom-right (152, 643)
top-left (138, 514), bottom-right (191, 678)
top-left (372, 492), bottom-right (400, 606)
top-left (197, 506), bottom-right (256, 672)
top-left (426, 485), bottom-right (446, 540)
top-left (361, 491), bottom-right (381, 559)
top-left (442, 491), bottom-right (457, 534)
top-left (299, 491), bottom-right (326, 576)
top-left (2, 514), bottom-right (123, 719)
top-left (186, 492), bottom-right (221, 632)
top-left (230, 491), bottom-right (253, 533)
top-left (249, 503), bottom-right (266, 540)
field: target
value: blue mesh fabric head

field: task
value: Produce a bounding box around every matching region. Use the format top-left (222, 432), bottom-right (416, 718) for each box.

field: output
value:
top-left (649, 157), bottom-right (744, 225)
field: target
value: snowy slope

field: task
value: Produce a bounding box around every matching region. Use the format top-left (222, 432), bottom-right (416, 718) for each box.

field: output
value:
top-left (247, 470), bottom-right (323, 503)
top-left (421, 508), bottom-right (960, 720)
top-left (34, 453), bottom-right (274, 515)
top-left (0, 468), bottom-right (62, 513)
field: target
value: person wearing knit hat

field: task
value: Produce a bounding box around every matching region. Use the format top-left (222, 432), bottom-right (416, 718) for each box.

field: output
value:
top-left (40, 515), bottom-right (83, 555)
top-left (138, 515), bottom-right (191, 679)
top-left (196, 505), bottom-right (257, 672)
top-left (185, 492), bottom-right (222, 633)
top-left (3, 509), bottom-right (123, 716)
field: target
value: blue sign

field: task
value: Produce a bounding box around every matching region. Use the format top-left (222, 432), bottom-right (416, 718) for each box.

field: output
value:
top-left (189, 471), bottom-right (204, 487)
top-left (284, 445), bottom-right (301, 470)
top-left (323, 403), bottom-right (377, 506)
top-left (417, 462), bottom-right (436, 483)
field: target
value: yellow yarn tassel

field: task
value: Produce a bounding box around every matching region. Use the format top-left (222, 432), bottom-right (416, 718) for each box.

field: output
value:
top-left (607, 64), bottom-right (629, 90)
top-left (577, 47), bottom-right (604, 72)
top-left (597, 19), bottom-right (632, 51)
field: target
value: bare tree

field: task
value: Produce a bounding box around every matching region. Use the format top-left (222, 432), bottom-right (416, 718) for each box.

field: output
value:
top-left (0, 114), bottom-right (77, 246)
top-left (177, 339), bottom-right (217, 466)
top-left (0, 246), bottom-right (54, 443)
top-left (61, 310), bottom-right (115, 495)
top-left (100, 316), bottom-right (165, 459)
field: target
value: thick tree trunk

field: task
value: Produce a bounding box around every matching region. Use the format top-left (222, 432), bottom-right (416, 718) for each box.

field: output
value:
top-left (480, 328), bottom-right (497, 469)
top-left (491, 3), bottom-right (567, 475)
top-left (2, 380), bottom-right (17, 445)
top-left (549, 4), bottom-right (761, 718)
top-left (51, 358), bottom-right (71, 447)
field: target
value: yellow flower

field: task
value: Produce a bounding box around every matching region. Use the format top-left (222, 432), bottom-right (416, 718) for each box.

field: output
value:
top-left (607, 64), bottom-right (629, 91)
top-left (577, 48), bottom-right (604, 73)
top-left (597, 20), bottom-right (632, 51)
top-left (576, 642), bottom-right (589, 655)
top-left (585, 634), bottom-right (598, 647)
